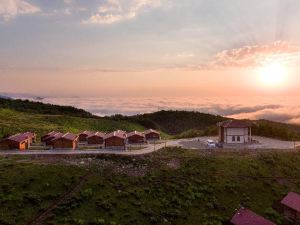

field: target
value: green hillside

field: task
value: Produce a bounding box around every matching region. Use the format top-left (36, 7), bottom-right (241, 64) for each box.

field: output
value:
top-left (127, 110), bottom-right (226, 135)
top-left (0, 108), bottom-right (144, 138)
top-left (1, 98), bottom-right (300, 141)
top-left (1, 148), bottom-right (298, 225)
top-left (0, 98), bottom-right (93, 118)
top-left (124, 110), bottom-right (300, 141)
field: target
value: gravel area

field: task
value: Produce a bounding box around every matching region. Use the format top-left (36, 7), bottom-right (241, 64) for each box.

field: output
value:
top-left (178, 136), bottom-right (300, 150)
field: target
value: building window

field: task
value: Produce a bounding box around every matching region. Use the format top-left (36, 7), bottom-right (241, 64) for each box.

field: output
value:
top-left (237, 136), bottom-right (240, 142)
top-left (232, 136), bottom-right (235, 142)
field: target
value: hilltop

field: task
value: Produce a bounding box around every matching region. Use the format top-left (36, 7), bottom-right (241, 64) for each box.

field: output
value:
top-left (1, 97), bottom-right (300, 141)
top-left (115, 110), bottom-right (300, 141)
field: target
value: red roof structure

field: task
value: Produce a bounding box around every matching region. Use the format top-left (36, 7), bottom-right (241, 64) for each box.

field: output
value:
top-left (281, 192), bottom-right (300, 212)
top-left (230, 208), bottom-right (276, 225)
top-left (143, 129), bottom-right (160, 135)
top-left (52, 132), bottom-right (78, 141)
top-left (218, 120), bottom-right (252, 128)
top-left (87, 131), bottom-right (105, 139)
top-left (126, 131), bottom-right (145, 138)
top-left (7, 133), bottom-right (30, 143)
top-left (104, 130), bottom-right (126, 140)
top-left (43, 132), bottom-right (64, 142)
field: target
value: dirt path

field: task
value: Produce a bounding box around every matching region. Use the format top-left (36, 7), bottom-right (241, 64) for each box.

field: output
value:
top-left (27, 171), bottom-right (93, 225)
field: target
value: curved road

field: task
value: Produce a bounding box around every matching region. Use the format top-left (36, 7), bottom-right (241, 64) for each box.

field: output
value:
top-left (0, 140), bottom-right (180, 156)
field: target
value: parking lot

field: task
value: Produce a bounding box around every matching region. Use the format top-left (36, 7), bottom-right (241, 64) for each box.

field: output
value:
top-left (178, 136), bottom-right (300, 150)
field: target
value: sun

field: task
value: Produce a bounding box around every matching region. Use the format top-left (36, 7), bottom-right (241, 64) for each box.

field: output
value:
top-left (258, 62), bottom-right (287, 87)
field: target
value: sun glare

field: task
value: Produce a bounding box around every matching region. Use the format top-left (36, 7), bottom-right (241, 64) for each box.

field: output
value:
top-left (258, 62), bottom-right (287, 87)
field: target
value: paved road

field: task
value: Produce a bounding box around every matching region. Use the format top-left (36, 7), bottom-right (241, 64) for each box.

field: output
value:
top-left (0, 141), bottom-right (173, 156)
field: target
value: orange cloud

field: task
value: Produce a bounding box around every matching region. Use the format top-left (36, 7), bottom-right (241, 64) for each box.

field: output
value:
top-left (179, 41), bottom-right (300, 71)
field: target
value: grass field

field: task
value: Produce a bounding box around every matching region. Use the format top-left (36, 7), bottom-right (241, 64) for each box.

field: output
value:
top-left (0, 108), bottom-right (145, 138)
top-left (1, 148), bottom-right (299, 225)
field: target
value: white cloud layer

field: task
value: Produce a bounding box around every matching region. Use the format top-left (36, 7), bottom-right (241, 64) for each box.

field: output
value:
top-left (0, 0), bottom-right (40, 21)
top-left (83, 0), bottom-right (162, 24)
top-left (9, 95), bottom-right (300, 125)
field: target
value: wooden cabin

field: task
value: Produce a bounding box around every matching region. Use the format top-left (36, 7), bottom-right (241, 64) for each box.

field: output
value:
top-left (218, 120), bottom-right (252, 144)
top-left (87, 132), bottom-right (105, 145)
top-left (281, 192), bottom-right (300, 223)
top-left (230, 207), bottom-right (276, 225)
top-left (0, 132), bottom-right (35, 150)
top-left (41, 131), bottom-right (58, 142)
top-left (78, 131), bottom-right (94, 142)
top-left (51, 133), bottom-right (79, 150)
top-left (104, 130), bottom-right (126, 150)
top-left (23, 132), bottom-right (37, 144)
top-left (42, 132), bottom-right (64, 146)
top-left (127, 131), bottom-right (145, 144)
top-left (144, 129), bottom-right (160, 141)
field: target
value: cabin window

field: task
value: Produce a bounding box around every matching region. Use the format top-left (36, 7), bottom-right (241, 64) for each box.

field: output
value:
top-left (237, 136), bottom-right (240, 142)
top-left (232, 136), bottom-right (235, 142)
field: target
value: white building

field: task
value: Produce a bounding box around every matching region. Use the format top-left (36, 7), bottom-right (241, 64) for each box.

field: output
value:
top-left (218, 120), bottom-right (252, 144)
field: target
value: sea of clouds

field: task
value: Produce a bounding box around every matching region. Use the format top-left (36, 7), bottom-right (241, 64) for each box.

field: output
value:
top-left (23, 96), bottom-right (300, 124)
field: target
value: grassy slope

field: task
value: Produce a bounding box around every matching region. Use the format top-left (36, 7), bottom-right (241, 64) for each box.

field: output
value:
top-left (0, 108), bottom-right (144, 138)
top-left (128, 110), bottom-right (300, 141)
top-left (1, 149), bottom-right (299, 225)
top-left (1, 98), bottom-right (300, 141)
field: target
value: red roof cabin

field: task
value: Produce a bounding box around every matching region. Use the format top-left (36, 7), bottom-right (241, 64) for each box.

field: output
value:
top-left (42, 132), bottom-right (64, 146)
top-left (104, 130), bottom-right (127, 150)
top-left (230, 208), bottom-right (276, 225)
top-left (144, 129), bottom-right (160, 141)
top-left (41, 131), bottom-right (60, 142)
top-left (23, 132), bottom-right (37, 144)
top-left (0, 132), bottom-right (35, 150)
top-left (281, 192), bottom-right (300, 223)
top-left (127, 131), bottom-right (145, 144)
top-left (51, 133), bottom-right (79, 150)
top-left (78, 131), bottom-right (94, 142)
top-left (87, 132), bottom-right (105, 145)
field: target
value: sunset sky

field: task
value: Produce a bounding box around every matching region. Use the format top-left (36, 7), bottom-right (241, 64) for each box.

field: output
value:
top-left (1, 0), bottom-right (300, 97)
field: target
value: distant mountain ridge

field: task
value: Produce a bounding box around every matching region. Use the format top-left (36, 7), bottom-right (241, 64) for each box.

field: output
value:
top-left (0, 97), bottom-right (93, 118)
top-left (1, 97), bottom-right (300, 141)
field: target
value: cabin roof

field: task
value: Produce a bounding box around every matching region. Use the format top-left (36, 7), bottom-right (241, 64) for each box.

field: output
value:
top-left (127, 131), bottom-right (145, 138)
top-left (87, 131), bottom-right (105, 139)
top-left (52, 132), bottom-right (78, 141)
top-left (281, 192), bottom-right (300, 212)
top-left (7, 133), bottom-right (29, 143)
top-left (218, 120), bottom-right (252, 128)
top-left (79, 131), bottom-right (94, 136)
top-left (104, 130), bottom-right (126, 139)
top-left (43, 132), bottom-right (64, 141)
top-left (143, 129), bottom-right (160, 135)
top-left (230, 208), bottom-right (276, 225)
